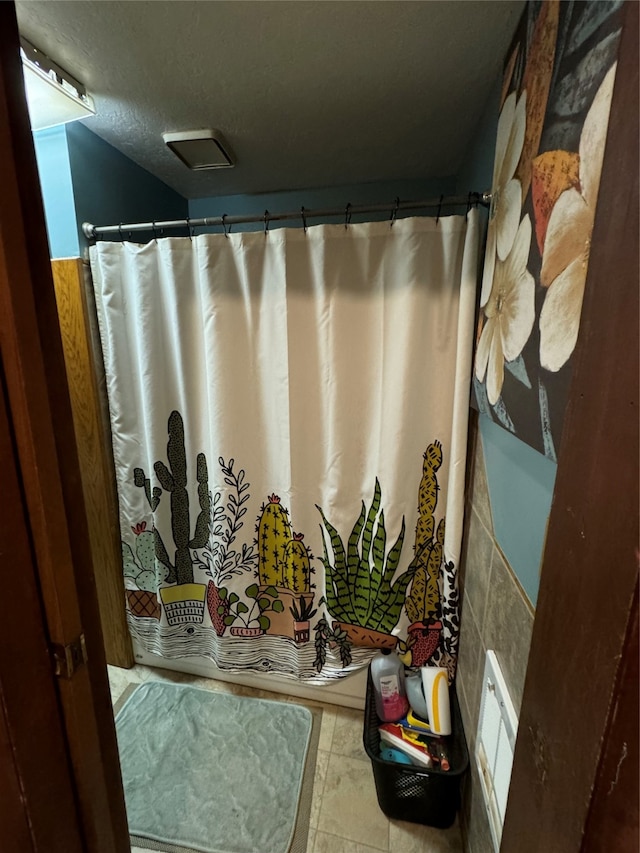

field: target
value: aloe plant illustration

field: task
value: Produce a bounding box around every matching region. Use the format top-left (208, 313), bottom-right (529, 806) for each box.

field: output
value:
top-left (316, 479), bottom-right (412, 637)
top-left (289, 595), bottom-right (317, 623)
top-left (133, 410), bottom-right (210, 586)
top-left (290, 595), bottom-right (318, 644)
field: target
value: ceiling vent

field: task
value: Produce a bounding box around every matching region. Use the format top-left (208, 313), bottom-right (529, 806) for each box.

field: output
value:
top-left (162, 129), bottom-right (235, 170)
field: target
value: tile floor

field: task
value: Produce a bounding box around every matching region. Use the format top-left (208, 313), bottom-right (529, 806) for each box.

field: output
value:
top-left (108, 664), bottom-right (463, 853)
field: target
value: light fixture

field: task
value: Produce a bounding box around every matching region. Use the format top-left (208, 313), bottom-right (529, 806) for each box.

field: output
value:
top-left (20, 37), bottom-right (96, 131)
top-left (162, 129), bottom-right (235, 170)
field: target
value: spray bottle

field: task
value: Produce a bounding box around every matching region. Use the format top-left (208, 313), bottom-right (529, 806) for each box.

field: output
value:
top-left (370, 648), bottom-right (409, 722)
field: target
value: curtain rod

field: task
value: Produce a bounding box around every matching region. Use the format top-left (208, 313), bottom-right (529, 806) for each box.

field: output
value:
top-left (82, 191), bottom-right (492, 240)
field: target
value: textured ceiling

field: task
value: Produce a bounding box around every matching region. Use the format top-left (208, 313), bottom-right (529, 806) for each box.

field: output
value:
top-left (15, 1), bottom-right (524, 199)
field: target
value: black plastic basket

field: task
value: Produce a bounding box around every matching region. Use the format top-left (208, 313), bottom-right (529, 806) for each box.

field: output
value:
top-left (362, 667), bottom-right (469, 828)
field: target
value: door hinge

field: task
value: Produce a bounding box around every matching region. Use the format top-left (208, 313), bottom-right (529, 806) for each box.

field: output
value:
top-left (52, 634), bottom-right (87, 679)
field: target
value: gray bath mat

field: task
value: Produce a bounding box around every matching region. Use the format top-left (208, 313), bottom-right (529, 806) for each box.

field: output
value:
top-left (115, 681), bottom-right (318, 853)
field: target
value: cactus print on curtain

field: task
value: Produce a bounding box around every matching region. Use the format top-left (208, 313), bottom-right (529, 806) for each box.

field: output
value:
top-left (91, 212), bottom-right (479, 684)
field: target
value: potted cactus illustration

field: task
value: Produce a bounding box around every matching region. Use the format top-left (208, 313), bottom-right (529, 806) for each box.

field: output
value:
top-left (283, 533), bottom-right (313, 593)
top-left (403, 440), bottom-right (446, 666)
top-left (316, 479), bottom-right (412, 648)
top-left (256, 494), bottom-right (291, 586)
top-left (219, 582), bottom-right (284, 636)
top-left (289, 595), bottom-right (317, 644)
top-left (134, 410), bottom-right (211, 627)
top-left (122, 522), bottom-right (165, 619)
top-left (255, 496), bottom-right (317, 640)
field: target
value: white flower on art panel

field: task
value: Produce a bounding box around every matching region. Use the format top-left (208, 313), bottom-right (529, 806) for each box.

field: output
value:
top-left (539, 63), bottom-right (617, 372)
top-left (475, 215), bottom-right (535, 406)
top-left (480, 90), bottom-right (527, 307)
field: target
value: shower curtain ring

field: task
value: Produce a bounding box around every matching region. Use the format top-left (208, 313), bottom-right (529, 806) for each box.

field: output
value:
top-left (152, 221), bottom-right (158, 243)
top-left (221, 214), bottom-right (229, 238)
top-left (187, 217), bottom-right (193, 241)
top-left (300, 206), bottom-right (307, 233)
top-left (390, 197), bottom-right (400, 227)
top-left (436, 196), bottom-right (444, 226)
top-left (264, 210), bottom-right (270, 235)
top-left (466, 193), bottom-right (472, 218)
top-left (345, 203), bottom-right (352, 230)
top-left (118, 222), bottom-right (124, 242)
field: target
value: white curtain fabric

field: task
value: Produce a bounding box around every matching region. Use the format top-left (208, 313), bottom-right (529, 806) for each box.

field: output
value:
top-left (91, 212), bottom-right (478, 683)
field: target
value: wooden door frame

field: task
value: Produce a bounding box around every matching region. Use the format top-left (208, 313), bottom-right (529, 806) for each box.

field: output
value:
top-left (0, 4), bottom-right (129, 851)
top-left (0, 362), bottom-right (84, 851)
top-left (0, 0), bottom-right (636, 848)
top-left (502, 2), bottom-right (639, 849)
top-left (52, 258), bottom-right (133, 669)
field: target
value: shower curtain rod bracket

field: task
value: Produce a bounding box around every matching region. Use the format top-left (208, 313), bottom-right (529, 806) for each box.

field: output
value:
top-left (82, 190), bottom-right (491, 240)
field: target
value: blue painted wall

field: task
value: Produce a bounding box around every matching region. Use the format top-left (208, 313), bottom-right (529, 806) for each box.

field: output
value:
top-left (36, 124), bottom-right (453, 251)
top-left (32, 126), bottom-right (79, 258)
top-left (189, 176), bottom-right (457, 233)
top-left (480, 417), bottom-right (556, 605)
top-left (34, 124), bottom-right (187, 259)
top-left (456, 78), bottom-right (501, 207)
top-left (66, 123), bottom-right (188, 251)
top-left (457, 76), bottom-right (557, 607)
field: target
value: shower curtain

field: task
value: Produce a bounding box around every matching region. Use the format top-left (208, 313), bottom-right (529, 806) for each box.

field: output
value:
top-left (91, 211), bottom-right (478, 684)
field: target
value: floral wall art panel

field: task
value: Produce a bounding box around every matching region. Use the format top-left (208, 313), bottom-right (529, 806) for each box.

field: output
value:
top-left (473, 0), bottom-right (624, 459)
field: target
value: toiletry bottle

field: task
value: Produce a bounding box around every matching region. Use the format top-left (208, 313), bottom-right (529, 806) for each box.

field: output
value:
top-left (421, 666), bottom-right (451, 735)
top-left (371, 648), bottom-right (409, 722)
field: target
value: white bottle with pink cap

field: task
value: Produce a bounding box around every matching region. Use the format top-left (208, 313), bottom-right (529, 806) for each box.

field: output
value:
top-left (371, 648), bottom-right (409, 722)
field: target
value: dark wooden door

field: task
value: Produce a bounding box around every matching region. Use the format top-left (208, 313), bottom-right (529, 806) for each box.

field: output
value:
top-left (0, 3), bottom-right (130, 851)
top-left (501, 2), bottom-right (639, 849)
top-left (0, 362), bottom-right (84, 851)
